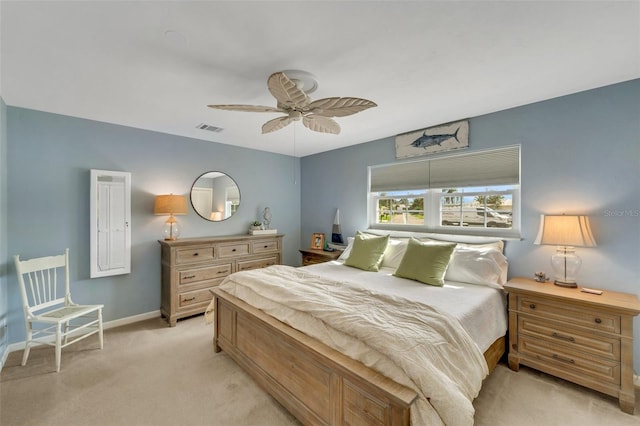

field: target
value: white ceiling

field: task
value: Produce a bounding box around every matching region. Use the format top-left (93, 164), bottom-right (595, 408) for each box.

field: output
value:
top-left (1, 1), bottom-right (638, 157)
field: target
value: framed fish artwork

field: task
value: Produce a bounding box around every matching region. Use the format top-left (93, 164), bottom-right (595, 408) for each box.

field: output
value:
top-left (395, 119), bottom-right (469, 159)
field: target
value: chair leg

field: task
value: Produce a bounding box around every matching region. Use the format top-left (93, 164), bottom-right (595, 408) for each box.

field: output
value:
top-left (22, 322), bottom-right (32, 366)
top-left (55, 323), bottom-right (62, 373)
top-left (98, 309), bottom-right (104, 350)
top-left (63, 321), bottom-right (70, 345)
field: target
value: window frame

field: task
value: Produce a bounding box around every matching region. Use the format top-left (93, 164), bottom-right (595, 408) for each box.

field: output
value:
top-left (368, 146), bottom-right (521, 239)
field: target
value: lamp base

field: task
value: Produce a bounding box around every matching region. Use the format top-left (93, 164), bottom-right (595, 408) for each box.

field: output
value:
top-left (553, 280), bottom-right (578, 288)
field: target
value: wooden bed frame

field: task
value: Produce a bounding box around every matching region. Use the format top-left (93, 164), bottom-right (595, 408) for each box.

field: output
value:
top-left (213, 288), bottom-right (505, 426)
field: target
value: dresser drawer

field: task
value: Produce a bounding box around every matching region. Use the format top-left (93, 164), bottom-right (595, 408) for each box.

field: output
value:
top-left (252, 238), bottom-right (279, 254)
top-left (518, 334), bottom-right (620, 385)
top-left (179, 262), bottom-right (233, 285)
top-left (218, 243), bottom-right (250, 258)
top-left (179, 287), bottom-right (215, 308)
top-left (519, 316), bottom-right (620, 361)
top-left (176, 246), bottom-right (214, 265)
top-left (237, 256), bottom-right (279, 272)
top-left (517, 294), bottom-right (620, 334)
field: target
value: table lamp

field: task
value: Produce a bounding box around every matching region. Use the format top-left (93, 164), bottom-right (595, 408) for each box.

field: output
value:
top-left (154, 194), bottom-right (188, 240)
top-left (534, 214), bottom-right (596, 287)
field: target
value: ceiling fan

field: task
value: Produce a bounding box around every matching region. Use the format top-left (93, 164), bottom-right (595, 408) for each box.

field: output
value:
top-left (208, 70), bottom-right (377, 135)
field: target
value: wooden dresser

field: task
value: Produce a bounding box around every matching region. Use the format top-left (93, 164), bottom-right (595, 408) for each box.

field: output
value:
top-left (159, 234), bottom-right (283, 326)
top-left (505, 277), bottom-right (640, 413)
top-left (299, 248), bottom-right (342, 266)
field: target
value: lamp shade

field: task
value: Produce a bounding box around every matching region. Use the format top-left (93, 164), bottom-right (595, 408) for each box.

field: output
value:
top-left (534, 214), bottom-right (596, 247)
top-left (154, 194), bottom-right (188, 215)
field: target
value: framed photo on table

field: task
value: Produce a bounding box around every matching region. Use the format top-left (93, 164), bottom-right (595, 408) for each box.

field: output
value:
top-left (311, 233), bottom-right (325, 250)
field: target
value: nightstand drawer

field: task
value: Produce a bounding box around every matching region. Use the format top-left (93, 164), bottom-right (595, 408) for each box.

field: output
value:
top-left (519, 316), bottom-right (620, 361)
top-left (179, 263), bottom-right (233, 285)
top-left (176, 246), bottom-right (214, 264)
top-left (517, 294), bottom-right (620, 334)
top-left (518, 335), bottom-right (620, 385)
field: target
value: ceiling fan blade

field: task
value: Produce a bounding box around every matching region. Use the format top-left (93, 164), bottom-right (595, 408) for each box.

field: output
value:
top-left (302, 115), bottom-right (341, 134)
top-left (306, 97), bottom-right (377, 117)
top-left (207, 104), bottom-right (283, 113)
top-left (262, 116), bottom-right (293, 134)
top-left (267, 72), bottom-right (310, 109)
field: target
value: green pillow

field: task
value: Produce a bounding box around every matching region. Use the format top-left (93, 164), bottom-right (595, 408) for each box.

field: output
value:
top-left (393, 238), bottom-right (457, 286)
top-left (344, 232), bottom-right (389, 271)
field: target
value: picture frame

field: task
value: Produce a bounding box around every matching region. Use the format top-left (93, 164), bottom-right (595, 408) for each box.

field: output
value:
top-left (311, 233), bottom-right (325, 250)
top-left (395, 119), bottom-right (469, 159)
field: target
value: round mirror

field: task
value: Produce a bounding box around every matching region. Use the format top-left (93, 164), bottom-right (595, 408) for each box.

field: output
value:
top-left (190, 171), bottom-right (240, 221)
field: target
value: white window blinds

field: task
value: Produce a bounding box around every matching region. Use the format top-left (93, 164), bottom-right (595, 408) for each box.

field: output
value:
top-left (370, 145), bottom-right (519, 191)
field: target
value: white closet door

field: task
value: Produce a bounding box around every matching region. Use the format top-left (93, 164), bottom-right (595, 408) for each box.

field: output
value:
top-left (91, 170), bottom-right (131, 278)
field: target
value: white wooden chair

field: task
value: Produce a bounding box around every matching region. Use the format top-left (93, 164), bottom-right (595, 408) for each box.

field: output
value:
top-left (14, 248), bottom-right (104, 372)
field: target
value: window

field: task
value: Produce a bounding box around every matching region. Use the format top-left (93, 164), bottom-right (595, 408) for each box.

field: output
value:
top-left (369, 146), bottom-right (520, 238)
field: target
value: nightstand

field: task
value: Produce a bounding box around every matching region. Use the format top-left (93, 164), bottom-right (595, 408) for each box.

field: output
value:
top-left (505, 277), bottom-right (640, 413)
top-left (299, 248), bottom-right (342, 266)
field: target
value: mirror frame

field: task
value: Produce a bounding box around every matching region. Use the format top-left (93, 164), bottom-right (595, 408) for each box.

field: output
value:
top-left (190, 171), bottom-right (241, 222)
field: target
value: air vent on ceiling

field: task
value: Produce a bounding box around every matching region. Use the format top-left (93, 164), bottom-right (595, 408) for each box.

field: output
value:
top-left (196, 123), bottom-right (224, 133)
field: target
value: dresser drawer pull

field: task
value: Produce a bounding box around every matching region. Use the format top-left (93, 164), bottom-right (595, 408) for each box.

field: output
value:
top-left (182, 296), bottom-right (196, 302)
top-left (551, 332), bottom-right (575, 342)
top-left (529, 303), bottom-right (536, 309)
top-left (264, 245), bottom-right (269, 248)
top-left (183, 275), bottom-right (196, 279)
top-left (217, 270), bottom-right (228, 274)
top-left (552, 354), bottom-right (575, 364)
top-left (192, 253), bottom-right (199, 256)
top-left (594, 318), bottom-right (602, 324)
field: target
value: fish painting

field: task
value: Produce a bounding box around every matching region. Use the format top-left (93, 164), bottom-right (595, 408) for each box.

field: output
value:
top-left (395, 119), bottom-right (469, 159)
top-left (410, 127), bottom-right (460, 149)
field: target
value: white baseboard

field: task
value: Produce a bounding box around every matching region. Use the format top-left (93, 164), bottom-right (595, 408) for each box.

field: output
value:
top-left (2, 310), bottom-right (161, 360)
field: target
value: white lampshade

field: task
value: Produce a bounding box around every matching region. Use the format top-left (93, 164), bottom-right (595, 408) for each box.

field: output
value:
top-left (534, 214), bottom-right (596, 287)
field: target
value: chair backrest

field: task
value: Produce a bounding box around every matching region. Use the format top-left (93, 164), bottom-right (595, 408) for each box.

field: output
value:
top-left (14, 249), bottom-right (71, 317)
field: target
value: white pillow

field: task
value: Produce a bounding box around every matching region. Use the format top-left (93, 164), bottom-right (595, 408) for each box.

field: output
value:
top-left (381, 238), bottom-right (409, 269)
top-left (337, 236), bottom-right (355, 261)
top-left (444, 246), bottom-right (508, 289)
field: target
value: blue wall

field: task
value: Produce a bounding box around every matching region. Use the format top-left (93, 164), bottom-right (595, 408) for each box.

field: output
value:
top-left (301, 79), bottom-right (640, 370)
top-left (0, 97), bottom-right (7, 364)
top-left (6, 108), bottom-right (301, 344)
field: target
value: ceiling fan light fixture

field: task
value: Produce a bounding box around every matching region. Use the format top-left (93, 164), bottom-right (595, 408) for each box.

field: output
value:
top-left (282, 69), bottom-right (318, 94)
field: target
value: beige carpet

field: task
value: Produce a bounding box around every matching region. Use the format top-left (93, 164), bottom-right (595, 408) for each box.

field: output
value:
top-left (1, 315), bottom-right (639, 426)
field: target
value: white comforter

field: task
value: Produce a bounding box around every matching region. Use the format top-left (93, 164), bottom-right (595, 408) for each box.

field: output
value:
top-left (212, 264), bottom-right (497, 425)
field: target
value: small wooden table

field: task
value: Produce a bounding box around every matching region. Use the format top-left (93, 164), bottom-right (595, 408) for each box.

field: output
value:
top-left (505, 277), bottom-right (640, 413)
top-left (299, 248), bottom-right (342, 266)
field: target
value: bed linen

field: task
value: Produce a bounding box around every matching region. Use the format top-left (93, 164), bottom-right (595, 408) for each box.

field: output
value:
top-left (211, 263), bottom-right (507, 425)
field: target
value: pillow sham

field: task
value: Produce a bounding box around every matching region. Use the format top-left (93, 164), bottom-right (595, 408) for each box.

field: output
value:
top-left (337, 236), bottom-right (355, 261)
top-left (380, 238), bottom-right (409, 269)
top-left (445, 246), bottom-right (508, 288)
top-left (393, 238), bottom-right (457, 286)
top-left (343, 232), bottom-right (390, 271)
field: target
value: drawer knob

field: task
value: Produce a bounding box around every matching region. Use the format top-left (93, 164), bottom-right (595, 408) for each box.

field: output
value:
top-left (594, 318), bottom-right (602, 324)
top-left (264, 245), bottom-right (268, 248)
top-left (183, 296), bottom-right (196, 302)
top-left (232, 248), bottom-right (236, 252)
top-left (529, 303), bottom-right (536, 309)
top-left (193, 253), bottom-right (199, 256)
